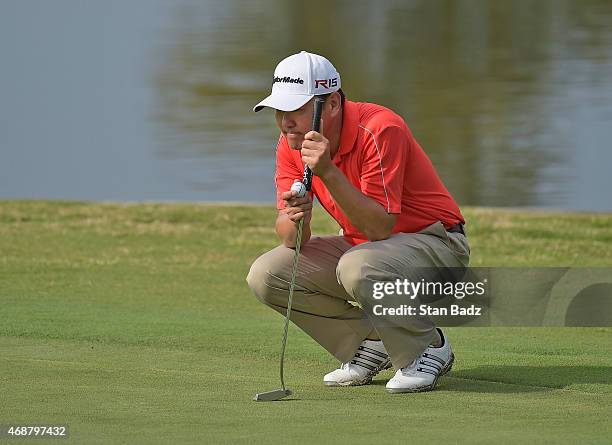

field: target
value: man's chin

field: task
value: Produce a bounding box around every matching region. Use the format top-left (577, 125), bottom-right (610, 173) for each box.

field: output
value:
top-left (286, 135), bottom-right (303, 149)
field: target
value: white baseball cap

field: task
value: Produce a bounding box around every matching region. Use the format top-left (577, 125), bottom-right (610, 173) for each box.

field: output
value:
top-left (253, 51), bottom-right (341, 112)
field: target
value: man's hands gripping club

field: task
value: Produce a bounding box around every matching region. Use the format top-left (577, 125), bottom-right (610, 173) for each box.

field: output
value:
top-left (278, 130), bottom-right (330, 226)
top-left (281, 128), bottom-right (332, 226)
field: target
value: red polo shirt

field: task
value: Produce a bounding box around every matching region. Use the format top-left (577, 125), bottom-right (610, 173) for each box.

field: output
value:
top-left (275, 100), bottom-right (465, 245)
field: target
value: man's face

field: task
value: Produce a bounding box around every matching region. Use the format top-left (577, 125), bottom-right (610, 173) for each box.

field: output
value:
top-left (275, 99), bottom-right (316, 150)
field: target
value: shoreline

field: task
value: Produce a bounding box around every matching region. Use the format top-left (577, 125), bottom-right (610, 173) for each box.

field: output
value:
top-left (2, 199), bottom-right (611, 216)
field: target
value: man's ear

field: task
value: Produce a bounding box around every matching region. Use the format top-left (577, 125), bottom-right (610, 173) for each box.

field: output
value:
top-left (328, 91), bottom-right (342, 117)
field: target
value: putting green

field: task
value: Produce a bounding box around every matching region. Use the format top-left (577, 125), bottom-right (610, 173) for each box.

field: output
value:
top-left (1, 201), bottom-right (611, 444)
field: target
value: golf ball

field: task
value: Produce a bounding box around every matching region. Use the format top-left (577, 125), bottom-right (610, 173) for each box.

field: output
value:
top-left (291, 181), bottom-right (307, 198)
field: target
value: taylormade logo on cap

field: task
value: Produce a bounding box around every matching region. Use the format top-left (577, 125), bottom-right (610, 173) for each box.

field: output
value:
top-left (273, 76), bottom-right (305, 85)
top-left (253, 51), bottom-right (341, 112)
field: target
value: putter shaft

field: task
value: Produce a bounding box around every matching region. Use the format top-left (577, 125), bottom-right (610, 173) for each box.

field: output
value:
top-left (253, 219), bottom-right (304, 402)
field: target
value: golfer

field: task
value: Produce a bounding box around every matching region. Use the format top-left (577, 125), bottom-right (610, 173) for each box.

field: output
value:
top-left (247, 51), bottom-right (470, 393)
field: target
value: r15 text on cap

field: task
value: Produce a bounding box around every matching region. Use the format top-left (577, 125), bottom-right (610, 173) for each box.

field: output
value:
top-left (315, 78), bottom-right (338, 88)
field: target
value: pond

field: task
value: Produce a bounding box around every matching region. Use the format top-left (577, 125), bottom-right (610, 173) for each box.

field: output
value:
top-left (1, 0), bottom-right (611, 211)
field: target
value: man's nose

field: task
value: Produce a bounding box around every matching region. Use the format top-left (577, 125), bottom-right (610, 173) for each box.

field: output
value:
top-left (282, 112), bottom-right (296, 129)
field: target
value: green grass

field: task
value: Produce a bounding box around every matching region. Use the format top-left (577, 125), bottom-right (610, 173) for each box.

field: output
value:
top-left (1, 201), bottom-right (611, 444)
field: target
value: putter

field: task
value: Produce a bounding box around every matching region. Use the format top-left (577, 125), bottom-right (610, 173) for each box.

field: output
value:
top-left (253, 96), bottom-right (325, 402)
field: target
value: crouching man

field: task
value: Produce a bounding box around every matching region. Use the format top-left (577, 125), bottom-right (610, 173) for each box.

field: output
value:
top-left (247, 51), bottom-right (469, 393)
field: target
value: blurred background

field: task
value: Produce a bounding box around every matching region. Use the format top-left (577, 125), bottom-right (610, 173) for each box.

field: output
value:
top-left (1, 0), bottom-right (611, 210)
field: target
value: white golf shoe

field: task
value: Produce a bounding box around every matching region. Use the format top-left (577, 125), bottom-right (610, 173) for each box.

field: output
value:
top-left (386, 328), bottom-right (454, 393)
top-left (324, 339), bottom-right (391, 386)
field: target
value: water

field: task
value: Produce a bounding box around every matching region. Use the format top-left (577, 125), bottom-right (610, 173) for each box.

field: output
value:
top-left (1, 0), bottom-right (611, 211)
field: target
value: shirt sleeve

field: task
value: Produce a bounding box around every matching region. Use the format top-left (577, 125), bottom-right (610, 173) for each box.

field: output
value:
top-left (275, 136), bottom-right (303, 209)
top-left (359, 125), bottom-right (408, 214)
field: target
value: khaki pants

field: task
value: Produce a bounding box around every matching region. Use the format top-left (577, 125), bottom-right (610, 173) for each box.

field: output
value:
top-left (246, 221), bottom-right (470, 369)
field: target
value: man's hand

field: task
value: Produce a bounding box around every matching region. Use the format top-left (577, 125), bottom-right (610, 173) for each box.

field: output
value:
top-left (280, 180), bottom-right (313, 224)
top-left (301, 131), bottom-right (334, 178)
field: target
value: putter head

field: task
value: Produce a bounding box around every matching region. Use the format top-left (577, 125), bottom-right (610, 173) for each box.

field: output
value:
top-left (253, 388), bottom-right (292, 402)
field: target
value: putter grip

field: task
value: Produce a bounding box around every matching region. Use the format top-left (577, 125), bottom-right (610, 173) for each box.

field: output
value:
top-left (302, 97), bottom-right (325, 191)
